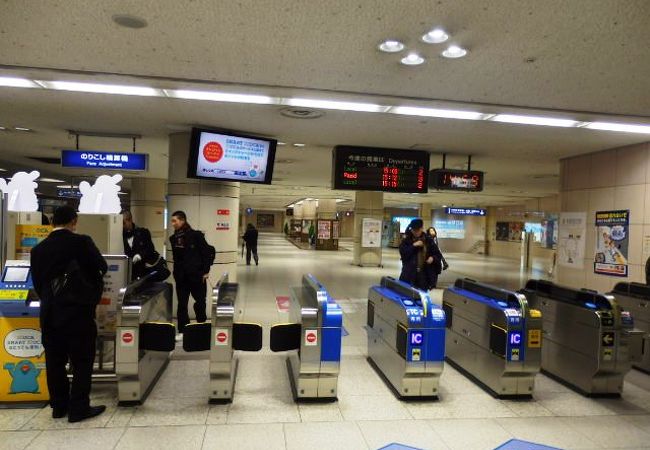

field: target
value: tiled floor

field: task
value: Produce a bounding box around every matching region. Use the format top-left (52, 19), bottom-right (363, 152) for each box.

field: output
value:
top-left (2, 233), bottom-right (649, 449)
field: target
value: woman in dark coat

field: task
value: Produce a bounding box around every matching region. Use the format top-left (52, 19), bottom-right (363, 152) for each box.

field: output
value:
top-left (399, 219), bottom-right (444, 290)
top-left (427, 226), bottom-right (449, 273)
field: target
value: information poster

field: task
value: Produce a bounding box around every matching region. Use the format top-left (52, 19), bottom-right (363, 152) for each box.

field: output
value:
top-left (541, 217), bottom-right (558, 249)
top-left (434, 219), bottom-right (465, 239)
top-left (508, 222), bottom-right (524, 241)
top-left (594, 210), bottom-right (629, 277)
top-left (332, 221), bottom-right (340, 239)
top-left (317, 220), bottom-right (331, 239)
top-left (362, 218), bottom-right (382, 248)
top-left (496, 222), bottom-right (509, 241)
top-left (14, 225), bottom-right (51, 259)
top-left (97, 256), bottom-right (130, 335)
top-left (558, 212), bottom-right (586, 268)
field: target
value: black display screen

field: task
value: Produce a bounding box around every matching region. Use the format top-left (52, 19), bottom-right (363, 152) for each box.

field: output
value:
top-left (332, 146), bottom-right (429, 193)
top-left (429, 169), bottom-right (484, 192)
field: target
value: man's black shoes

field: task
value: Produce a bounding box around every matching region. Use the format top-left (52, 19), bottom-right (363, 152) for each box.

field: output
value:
top-left (68, 405), bottom-right (106, 423)
top-left (52, 408), bottom-right (67, 419)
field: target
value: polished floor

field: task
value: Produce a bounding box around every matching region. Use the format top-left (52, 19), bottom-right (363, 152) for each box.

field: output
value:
top-left (2, 233), bottom-right (650, 450)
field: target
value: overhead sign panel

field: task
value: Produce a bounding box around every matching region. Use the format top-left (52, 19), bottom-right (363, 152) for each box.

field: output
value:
top-left (445, 207), bottom-right (486, 216)
top-left (61, 150), bottom-right (148, 171)
top-left (332, 146), bottom-right (429, 193)
top-left (430, 169), bottom-right (484, 192)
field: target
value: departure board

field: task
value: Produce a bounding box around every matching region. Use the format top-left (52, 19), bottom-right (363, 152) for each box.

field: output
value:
top-left (429, 169), bottom-right (484, 192)
top-left (332, 146), bottom-right (429, 193)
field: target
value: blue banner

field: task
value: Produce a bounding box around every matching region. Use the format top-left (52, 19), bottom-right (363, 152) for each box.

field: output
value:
top-left (445, 207), bottom-right (486, 216)
top-left (61, 150), bottom-right (148, 171)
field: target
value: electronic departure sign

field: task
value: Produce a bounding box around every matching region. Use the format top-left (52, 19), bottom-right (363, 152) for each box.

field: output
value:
top-left (332, 146), bottom-right (429, 193)
top-left (430, 169), bottom-right (484, 192)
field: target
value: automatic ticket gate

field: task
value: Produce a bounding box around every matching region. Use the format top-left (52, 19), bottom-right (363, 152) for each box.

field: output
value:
top-left (524, 279), bottom-right (643, 395)
top-left (367, 277), bottom-right (445, 399)
top-left (115, 275), bottom-right (176, 405)
top-left (182, 273), bottom-right (263, 403)
top-left (611, 282), bottom-right (650, 373)
top-left (0, 261), bottom-right (48, 405)
top-left (443, 278), bottom-right (542, 397)
top-left (270, 274), bottom-right (342, 401)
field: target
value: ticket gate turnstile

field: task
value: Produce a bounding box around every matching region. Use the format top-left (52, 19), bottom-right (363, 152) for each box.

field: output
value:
top-left (115, 276), bottom-right (176, 405)
top-left (611, 282), bottom-right (650, 373)
top-left (443, 278), bottom-right (542, 397)
top-left (523, 279), bottom-right (643, 396)
top-left (270, 274), bottom-right (342, 401)
top-left (182, 273), bottom-right (263, 403)
top-left (367, 277), bottom-right (446, 399)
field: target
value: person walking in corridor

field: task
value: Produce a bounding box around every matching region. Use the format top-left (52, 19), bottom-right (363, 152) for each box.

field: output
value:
top-left (399, 219), bottom-right (443, 290)
top-left (242, 223), bottom-right (259, 266)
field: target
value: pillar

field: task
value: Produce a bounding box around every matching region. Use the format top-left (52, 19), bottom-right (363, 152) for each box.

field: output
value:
top-left (130, 178), bottom-right (166, 255)
top-left (317, 199), bottom-right (337, 219)
top-left (301, 199), bottom-right (317, 241)
top-left (420, 202), bottom-right (433, 229)
top-left (353, 191), bottom-right (383, 266)
top-left (166, 132), bottom-right (240, 283)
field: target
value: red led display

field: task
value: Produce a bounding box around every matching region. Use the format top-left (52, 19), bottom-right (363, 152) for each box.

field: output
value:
top-left (430, 169), bottom-right (484, 192)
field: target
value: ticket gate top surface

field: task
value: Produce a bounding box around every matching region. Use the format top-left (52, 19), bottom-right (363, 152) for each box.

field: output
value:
top-left (0, 260), bottom-right (38, 317)
top-left (525, 279), bottom-right (617, 312)
top-left (611, 281), bottom-right (650, 300)
top-left (447, 278), bottom-right (528, 313)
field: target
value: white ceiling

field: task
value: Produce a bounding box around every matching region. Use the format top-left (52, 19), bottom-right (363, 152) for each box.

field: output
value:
top-left (0, 1), bottom-right (649, 209)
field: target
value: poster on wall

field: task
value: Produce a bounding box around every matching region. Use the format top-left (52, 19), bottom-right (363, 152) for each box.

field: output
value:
top-left (508, 222), bottom-right (524, 241)
top-left (433, 219), bottom-right (465, 239)
top-left (594, 210), bottom-right (629, 277)
top-left (14, 225), bottom-right (51, 259)
top-left (317, 220), bottom-right (331, 239)
top-left (362, 218), bottom-right (382, 248)
top-left (257, 213), bottom-right (275, 229)
top-left (558, 212), bottom-right (586, 268)
top-left (332, 221), bottom-right (340, 239)
top-left (496, 222), bottom-right (509, 241)
top-left (541, 217), bottom-right (558, 249)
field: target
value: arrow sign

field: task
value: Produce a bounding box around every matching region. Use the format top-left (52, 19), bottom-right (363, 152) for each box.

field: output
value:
top-left (602, 332), bottom-right (615, 347)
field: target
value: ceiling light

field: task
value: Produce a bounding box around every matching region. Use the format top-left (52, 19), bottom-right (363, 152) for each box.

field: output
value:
top-left (422, 28), bottom-right (449, 44)
top-left (584, 122), bottom-right (650, 134)
top-left (40, 177), bottom-right (66, 183)
top-left (42, 81), bottom-right (160, 96)
top-left (391, 106), bottom-right (484, 120)
top-left (491, 114), bottom-right (579, 128)
top-left (56, 184), bottom-right (78, 188)
top-left (167, 89), bottom-right (275, 104)
top-left (378, 40), bottom-right (405, 53)
top-left (0, 126), bottom-right (6, 130)
top-left (293, 143), bottom-right (305, 147)
top-left (0, 168), bottom-right (6, 172)
top-left (401, 53), bottom-right (425, 66)
top-left (286, 98), bottom-right (387, 113)
top-left (0, 77), bottom-right (38, 88)
top-left (278, 142), bottom-right (286, 146)
top-left (14, 127), bottom-right (32, 131)
top-left (442, 45), bottom-right (468, 58)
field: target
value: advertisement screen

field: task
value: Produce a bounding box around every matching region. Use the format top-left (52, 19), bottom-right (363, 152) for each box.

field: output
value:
top-left (188, 128), bottom-right (277, 184)
top-left (393, 216), bottom-right (418, 233)
top-left (434, 219), bottom-right (465, 239)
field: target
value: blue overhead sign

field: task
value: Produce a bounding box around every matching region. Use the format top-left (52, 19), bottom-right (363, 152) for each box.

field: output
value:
top-left (446, 207), bottom-right (486, 216)
top-left (61, 150), bottom-right (148, 171)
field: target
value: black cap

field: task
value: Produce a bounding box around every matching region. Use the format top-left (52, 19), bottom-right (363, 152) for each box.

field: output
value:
top-left (52, 205), bottom-right (78, 226)
top-left (409, 218), bottom-right (424, 229)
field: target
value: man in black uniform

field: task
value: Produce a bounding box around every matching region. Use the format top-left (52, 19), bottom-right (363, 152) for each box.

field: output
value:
top-left (122, 210), bottom-right (157, 280)
top-left (169, 211), bottom-right (214, 338)
top-left (242, 223), bottom-right (259, 266)
top-left (30, 206), bottom-right (108, 422)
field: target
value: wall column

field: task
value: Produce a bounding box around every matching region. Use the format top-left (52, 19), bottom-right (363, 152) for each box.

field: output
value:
top-left (317, 199), bottom-right (337, 219)
top-left (166, 132), bottom-right (240, 284)
top-left (353, 191), bottom-right (383, 266)
top-left (130, 177), bottom-right (166, 254)
top-left (420, 202), bottom-right (433, 229)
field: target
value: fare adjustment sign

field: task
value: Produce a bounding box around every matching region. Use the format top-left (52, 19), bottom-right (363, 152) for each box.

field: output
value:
top-left (61, 150), bottom-right (148, 171)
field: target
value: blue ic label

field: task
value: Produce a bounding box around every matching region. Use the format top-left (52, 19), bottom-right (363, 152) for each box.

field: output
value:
top-left (509, 332), bottom-right (522, 346)
top-left (108, 265), bottom-right (120, 272)
top-left (410, 331), bottom-right (424, 346)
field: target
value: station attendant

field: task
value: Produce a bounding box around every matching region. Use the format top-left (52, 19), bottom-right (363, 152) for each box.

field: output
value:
top-left (399, 219), bottom-right (443, 290)
top-left (122, 210), bottom-right (158, 280)
top-left (169, 211), bottom-right (214, 338)
top-left (242, 223), bottom-right (259, 266)
top-left (427, 226), bottom-right (450, 272)
top-left (30, 206), bottom-right (108, 422)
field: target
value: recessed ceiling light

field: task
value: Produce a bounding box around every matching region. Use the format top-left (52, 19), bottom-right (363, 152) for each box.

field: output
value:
top-left (293, 143), bottom-right (306, 147)
top-left (39, 177), bottom-right (66, 183)
top-left (442, 45), bottom-right (468, 58)
top-left (56, 184), bottom-right (78, 188)
top-left (286, 98), bottom-right (387, 113)
top-left (42, 81), bottom-right (160, 97)
top-left (112, 14), bottom-right (148, 29)
top-left (0, 126), bottom-right (6, 130)
top-left (584, 122), bottom-right (650, 134)
top-left (378, 40), bottom-right (405, 53)
top-left (422, 28), bottom-right (449, 44)
top-left (277, 142), bottom-right (286, 146)
top-left (167, 89), bottom-right (276, 105)
top-left (401, 53), bottom-right (425, 66)
top-left (14, 127), bottom-right (32, 132)
top-left (0, 168), bottom-right (6, 172)
top-left (392, 106), bottom-right (484, 120)
top-left (491, 114), bottom-right (579, 128)
top-left (0, 77), bottom-right (39, 88)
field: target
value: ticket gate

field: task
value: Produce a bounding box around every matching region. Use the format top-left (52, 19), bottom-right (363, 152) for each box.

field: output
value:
top-left (523, 279), bottom-right (643, 396)
top-left (611, 282), bottom-right (650, 373)
top-left (115, 275), bottom-right (176, 405)
top-left (0, 260), bottom-right (48, 405)
top-left (367, 277), bottom-right (446, 399)
top-left (182, 273), bottom-right (263, 403)
top-left (443, 278), bottom-right (542, 397)
top-left (270, 274), bottom-right (342, 401)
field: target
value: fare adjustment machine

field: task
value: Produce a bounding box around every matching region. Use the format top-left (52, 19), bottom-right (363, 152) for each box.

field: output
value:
top-left (366, 277), bottom-right (446, 399)
top-left (0, 261), bottom-right (48, 405)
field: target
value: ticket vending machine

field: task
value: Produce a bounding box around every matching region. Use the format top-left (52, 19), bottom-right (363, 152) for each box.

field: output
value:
top-left (0, 260), bottom-right (48, 405)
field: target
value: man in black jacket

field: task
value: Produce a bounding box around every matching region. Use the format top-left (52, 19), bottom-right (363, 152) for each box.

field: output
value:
top-left (399, 219), bottom-right (444, 290)
top-left (169, 211), bottom-right (213, 337)
top-left (242, 223), bottom-right (259, 266)
top-left (30, 206), bottom-right (108, 422)
top-left (122, 210), bottom-right (157, 280)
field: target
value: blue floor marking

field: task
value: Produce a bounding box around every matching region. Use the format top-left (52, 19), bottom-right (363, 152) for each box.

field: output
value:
top-left (377, 444), bottom-right (424, 450)
top-left (341, 327), bottom-right (349, 337)
top-left (494, 439), bottom-right (562, 450)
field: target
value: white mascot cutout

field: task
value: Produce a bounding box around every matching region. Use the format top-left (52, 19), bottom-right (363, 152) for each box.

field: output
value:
top-left (0, 170), bottom-right (40, 212)
top-left (78, 174), bottom-right (123, 214)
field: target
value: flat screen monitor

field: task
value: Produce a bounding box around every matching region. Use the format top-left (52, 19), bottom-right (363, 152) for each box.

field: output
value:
top-left (393, 216), bottom-right (418, 233)
top-left (3, 267), bottom-right (30, 283)
top-left (187, 128), bottom-right (277, 184)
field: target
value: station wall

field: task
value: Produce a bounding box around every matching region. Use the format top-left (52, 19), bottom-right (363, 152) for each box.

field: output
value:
top-left (559, 141), bottom-right (650, 291)
top-left (241, 210), bottom-right (284, 233)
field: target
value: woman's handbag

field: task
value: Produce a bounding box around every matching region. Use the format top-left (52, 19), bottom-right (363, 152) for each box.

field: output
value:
top-left (144, 255), bottom-right (171, 282)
